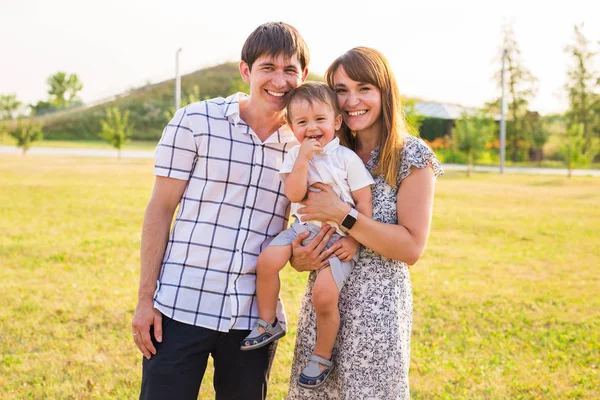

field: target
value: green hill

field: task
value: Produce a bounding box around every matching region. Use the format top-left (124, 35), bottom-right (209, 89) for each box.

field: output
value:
top-left (35, 63), bottom-right (323, 141)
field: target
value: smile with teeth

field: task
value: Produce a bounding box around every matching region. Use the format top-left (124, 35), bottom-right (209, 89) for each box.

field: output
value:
top-left (306, 134), bottom-right (323, 140)
top-left (347, 110), bottom-right (367, 116)
top-left (266, 90), bottom-right (286, 97)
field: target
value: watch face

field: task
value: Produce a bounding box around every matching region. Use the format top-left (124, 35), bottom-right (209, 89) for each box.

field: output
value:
top-left (342, 213), bottom-right (357, 229)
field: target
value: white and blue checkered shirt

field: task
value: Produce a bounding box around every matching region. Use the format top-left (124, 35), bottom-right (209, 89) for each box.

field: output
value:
top-left (153, 92), bottom-right (298, 332)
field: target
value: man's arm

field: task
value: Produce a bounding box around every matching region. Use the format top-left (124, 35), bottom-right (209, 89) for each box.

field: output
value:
top-left (132, 176), bottom-right (188, 359)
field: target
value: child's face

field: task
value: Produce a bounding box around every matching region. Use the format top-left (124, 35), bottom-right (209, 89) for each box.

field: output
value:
top-left (288, 99), bottom-right (342, 147)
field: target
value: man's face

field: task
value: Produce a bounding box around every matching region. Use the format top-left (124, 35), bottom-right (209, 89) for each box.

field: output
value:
top-left (240, 53), bottom-right (308, 112)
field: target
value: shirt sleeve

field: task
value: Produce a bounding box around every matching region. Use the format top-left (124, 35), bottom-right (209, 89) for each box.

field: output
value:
top-left (345, 151), bottom-right (375, 192)
top-left (279, 145), bottom-right (300, 176)
top-left (154, 107), bottom-right (198, 181)
top-left (397, 136), bottom-right (444, 185)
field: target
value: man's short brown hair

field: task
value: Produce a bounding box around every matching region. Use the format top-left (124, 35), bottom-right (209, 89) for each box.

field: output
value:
top-left (241, 22), bottom-right (310, 71)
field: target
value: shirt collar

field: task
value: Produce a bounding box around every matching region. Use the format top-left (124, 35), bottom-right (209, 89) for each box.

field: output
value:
top-left (321, 137), bottom-right (340, 155)
top-left (224, 92), bottom-right (244, 126)
top-left (225, 92), bottom-right (297, 145)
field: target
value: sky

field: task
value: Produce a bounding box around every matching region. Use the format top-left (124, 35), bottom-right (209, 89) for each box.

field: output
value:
top-left (1, 0), bottom-right (599, 115)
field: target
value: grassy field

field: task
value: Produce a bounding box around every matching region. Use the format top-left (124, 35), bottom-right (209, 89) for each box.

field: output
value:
top-left (0, 156), bottom-right (598, 399)
top-left (1, 137), bottom-right (599, 170)
top-left (0, 138), bottom-right (158, 151)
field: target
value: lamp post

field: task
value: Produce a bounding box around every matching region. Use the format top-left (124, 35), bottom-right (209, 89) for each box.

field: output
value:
top-left (500, 48), bottom-right (507, 174)
top-left (175, 48), bottom-right (182, 110)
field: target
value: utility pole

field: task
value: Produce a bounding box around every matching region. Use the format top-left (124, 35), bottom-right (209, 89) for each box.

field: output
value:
top-left (500, 48), bottom-right (507, 174)
top-left (175, 48), bottom-right (182, 110)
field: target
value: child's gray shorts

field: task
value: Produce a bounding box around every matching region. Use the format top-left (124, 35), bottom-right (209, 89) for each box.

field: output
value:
top-left (269, 221), bottom-right (358, 291)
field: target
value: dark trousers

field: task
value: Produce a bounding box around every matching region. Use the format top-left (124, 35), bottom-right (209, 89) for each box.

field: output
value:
top-left (140, 315), bottom-right (277, 400)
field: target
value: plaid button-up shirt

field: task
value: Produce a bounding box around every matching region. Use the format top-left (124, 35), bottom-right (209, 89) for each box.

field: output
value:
top-left (153, 93), bottom-right (298, 332)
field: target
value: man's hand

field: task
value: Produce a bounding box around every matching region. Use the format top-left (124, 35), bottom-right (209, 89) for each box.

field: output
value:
top-left (290, 224), bottom-right (340, 272)
top-left (132, 297), bottom-right (162, 360)
top-left (334, 236), bottom-right (360, 262)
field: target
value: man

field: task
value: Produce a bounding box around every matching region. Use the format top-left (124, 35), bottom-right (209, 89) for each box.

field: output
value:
top-left (131, 22), bottom-right (324, 399)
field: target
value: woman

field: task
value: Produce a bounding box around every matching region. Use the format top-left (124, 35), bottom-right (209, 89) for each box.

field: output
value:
top-left (286, 47), bottom-right (443, 399)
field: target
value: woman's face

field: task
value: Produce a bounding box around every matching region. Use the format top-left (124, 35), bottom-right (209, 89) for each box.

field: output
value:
top-left (332, 66), bottom-right (383, 135)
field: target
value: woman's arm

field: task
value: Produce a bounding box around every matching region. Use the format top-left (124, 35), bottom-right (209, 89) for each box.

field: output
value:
top-left (298, 166), bottom-right (436, 265)
top-left (331, 186), bottom-right (371, 262)
top-left (351, 185), bottom-right (372, 219)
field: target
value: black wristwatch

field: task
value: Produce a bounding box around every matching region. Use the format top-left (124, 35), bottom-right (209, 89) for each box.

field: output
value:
top-left (341, 208), bottom-right (359, 231)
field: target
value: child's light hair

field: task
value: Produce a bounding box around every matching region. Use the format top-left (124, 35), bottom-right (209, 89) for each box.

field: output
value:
top-left (285, 81), bottom-right (341, 125)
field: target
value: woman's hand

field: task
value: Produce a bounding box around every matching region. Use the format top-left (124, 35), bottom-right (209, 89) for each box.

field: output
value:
top-left (334, 236), bottom-right (360, 262)
top-left (297, 183), bottom-right (350, 223)
top-left (290, 224), bottom-right (340, 272)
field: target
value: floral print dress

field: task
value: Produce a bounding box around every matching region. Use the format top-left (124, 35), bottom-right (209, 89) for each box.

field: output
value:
top-left (286, 136), bottom-right (443, 400)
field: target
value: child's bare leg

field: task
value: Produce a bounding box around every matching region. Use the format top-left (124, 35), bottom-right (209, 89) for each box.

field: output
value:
top-left (256, 245), bottom-right (292, 325)
top-left (311, 266), bottom-right (339, 365)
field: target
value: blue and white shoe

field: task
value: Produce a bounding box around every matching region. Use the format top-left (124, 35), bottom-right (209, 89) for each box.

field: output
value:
top-left (240, 318), bottom-right (285, 351)
top-left (298, 354), bottom-right (334, 389)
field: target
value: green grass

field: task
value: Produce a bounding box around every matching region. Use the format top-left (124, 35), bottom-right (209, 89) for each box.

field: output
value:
top-left (0, 157), bottom-right (598, 399)
top-left (0, 138), bottom-right (158, 151)
top-left (2, 137), bottom-right (598, 169)
top-left (434, 148), bottom-right (600, 170)
top-left (502, 160), bottom-right (600, 169)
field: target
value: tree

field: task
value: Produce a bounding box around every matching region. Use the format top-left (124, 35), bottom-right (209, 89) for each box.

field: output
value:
top-left (10, 118), bottom-right (43, 155)
top-left (594, 78), bottom-right (600, 139)
top-left (526, 112), bottom-right (550, 166)
top-left (403, 99), bottom-right (425, 136)
top-left (99, 107), bottom-right (133, 159)
top-left (30, 100), bottom-right (58, 116)
top-left (559, 123), bottom-right (599, 178)
top-left (564, 24), bottom-right (599, 150)
top-left (0, 122), bottom-right (8, 144)
top-left (230, 76), bottom-right (250, 94)
top-left (493, 22), bottom-right (538, 162)
top-left (452, 111), bottom-right (497, 176)
top-left (163, 85), bottom-right (207, 123)
top-left (47, 71), bottom-right (83, 109)
top-left (0, 93), bottom-right (21, 120)
top-left (185, 85), bottom-right (202, 105)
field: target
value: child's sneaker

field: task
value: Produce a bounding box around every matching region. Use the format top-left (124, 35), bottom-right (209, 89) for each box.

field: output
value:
top-left (240, 317), bottom-right (285, 351)
top-left (298, 354), bottom-right (334, 389)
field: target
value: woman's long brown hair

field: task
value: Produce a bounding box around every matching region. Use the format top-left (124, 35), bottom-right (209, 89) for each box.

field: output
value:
top-left (326, 47), bottom-right (412, 186)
